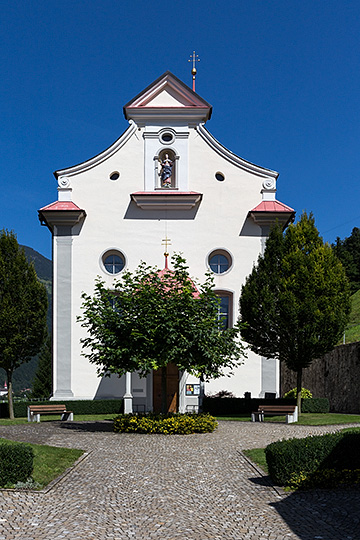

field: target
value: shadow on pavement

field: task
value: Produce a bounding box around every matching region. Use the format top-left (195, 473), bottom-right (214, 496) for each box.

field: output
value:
top-left (270, 488), bottom-right (360, 539)
top-left (60, 421), bottom-right (114, 432)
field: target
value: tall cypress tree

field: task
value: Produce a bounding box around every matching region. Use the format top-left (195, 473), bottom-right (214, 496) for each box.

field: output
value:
top-left (332, 227), bottom-right (360, 294)
top-left (239, 213), bottom-right (351, 413)
top-left (32, 332), bottom-right (52, 399)
top-left (0, 230), bottom-right (48, 418)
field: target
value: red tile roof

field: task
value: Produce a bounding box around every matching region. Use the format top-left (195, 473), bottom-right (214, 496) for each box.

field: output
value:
top-left (39, 201), bottom-right (83, 211)
top-left (250, 200), bottom-right (294, 213)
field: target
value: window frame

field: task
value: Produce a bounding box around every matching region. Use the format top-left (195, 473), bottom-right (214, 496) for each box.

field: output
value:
top-left (100, 249), bottom-right (126, 275)
top-left (214, 290), bottom-right (233, 329)
top-left (207, 249), bottom-right (233, 275)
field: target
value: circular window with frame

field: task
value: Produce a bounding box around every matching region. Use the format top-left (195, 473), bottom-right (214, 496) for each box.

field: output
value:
top-left (159, 129), bottom-right (175, 145)
top-left (101, 250), bottom-right (126, 275)
top-left (207, 249), bottom-right (233, 275)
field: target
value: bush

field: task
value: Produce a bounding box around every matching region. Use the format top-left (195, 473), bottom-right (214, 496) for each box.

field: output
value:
top-left (301, 397), bottom-right (329, 413)
top-left (288, 468), bottom-right (360, 490)
top-left (284, 387), bottom-right (312, 399)
top-left (0, 399), bottom-right (123, 418)
top-left (0, 442), bottom-right (34, 486)
top-left (265, 429), bottom-right (360, 487)
top-left (113, 413), bottom-right (218, 434)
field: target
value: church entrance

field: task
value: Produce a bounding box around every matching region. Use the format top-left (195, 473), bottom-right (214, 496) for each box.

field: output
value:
top-left (152, 364), bottom-right (179, 413)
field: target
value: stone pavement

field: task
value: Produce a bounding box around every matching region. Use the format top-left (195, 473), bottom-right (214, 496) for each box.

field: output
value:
top-left (0, 420), bottom-right (359, 540)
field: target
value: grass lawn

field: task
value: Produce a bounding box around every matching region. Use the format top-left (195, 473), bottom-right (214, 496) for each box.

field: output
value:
top-left (31, 443), bottom-right (84, 488)
top-left (216, 413), bottom-right (360, 425)
top-left (0, 438), bottom-right (84, 489)
top-left (243, 447), bottom-right (268, 474)
top-left (0, 414), bottom-right (116, 426)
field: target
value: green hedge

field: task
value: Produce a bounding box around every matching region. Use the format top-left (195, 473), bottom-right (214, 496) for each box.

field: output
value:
top-left (301, 398), bottom-right (329, 413)
top-left (202, 397), bottom-right (296, 416)
top-left (265, 429), bottom-right (360, 486)
top-left (0, 399), bottom-right (123, 418)
top-left (0, 442), bottom-right (34, 486)
top-left (113, 413), bottom-right (218, 434)
top-left (202, 396), bottom-right (329, 416)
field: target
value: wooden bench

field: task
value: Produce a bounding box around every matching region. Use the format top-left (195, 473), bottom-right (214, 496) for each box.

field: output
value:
top-left (27, 404), bottom-right (74, 423)
top-left (251, 405), bottom-right (298, 424)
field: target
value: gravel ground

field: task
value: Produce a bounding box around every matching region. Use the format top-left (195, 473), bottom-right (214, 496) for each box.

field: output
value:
top-left (0, 420), bottom-right (358, 540)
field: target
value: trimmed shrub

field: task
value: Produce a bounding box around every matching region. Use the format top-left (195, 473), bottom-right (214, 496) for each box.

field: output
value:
top-left (265, 429), bottom-right (360, 487)
top-left (0, 399), bottom-right (123, 418)
top-left (284, 387), bottom-right (312, 399)
top-left (0, 442), bottom-right (34, 486)
top-left (113, 413), bottom-right (218, 434)
top-left (288, 468), bottom-right (360, 490)
top-left (301, 397), bottom-right (329, 413)
top-left (202, 397), bottom-right (296, 416)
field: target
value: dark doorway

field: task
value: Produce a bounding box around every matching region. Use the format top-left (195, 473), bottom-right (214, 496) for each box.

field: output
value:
top-left (153, 364), bottom-right (179, 413)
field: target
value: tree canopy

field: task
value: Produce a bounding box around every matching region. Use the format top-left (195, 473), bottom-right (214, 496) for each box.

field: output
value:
top-left (0, 230), bottom-right (48, 418)
top-left (79, 254), bottom-right (244, 410)
top-left (239, 213), bottom-right (351, 412)
top-left (332, 227), bottom-right (360, 294)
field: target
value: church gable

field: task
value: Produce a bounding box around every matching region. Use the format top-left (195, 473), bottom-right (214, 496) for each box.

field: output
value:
top-left (124, 71), bottom-right (212, 123)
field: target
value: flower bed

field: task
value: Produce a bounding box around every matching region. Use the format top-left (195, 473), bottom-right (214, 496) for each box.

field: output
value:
top-left (113, 413), bottom-right (218, 434)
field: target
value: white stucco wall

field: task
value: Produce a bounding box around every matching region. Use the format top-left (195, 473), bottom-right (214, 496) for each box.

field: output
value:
top-left (48, 73), bottom-right (284, 402)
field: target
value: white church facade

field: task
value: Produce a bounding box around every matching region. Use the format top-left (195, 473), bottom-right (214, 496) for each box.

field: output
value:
top-left (39, 71), bottom-right (294, 412)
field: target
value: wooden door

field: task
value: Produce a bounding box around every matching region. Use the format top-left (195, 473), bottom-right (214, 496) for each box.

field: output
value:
top-left (152, 364), bottom-right (179, 413)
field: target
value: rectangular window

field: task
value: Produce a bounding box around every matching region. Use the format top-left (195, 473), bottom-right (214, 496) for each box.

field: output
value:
top-left (216, 293), bottom-right (232, 329)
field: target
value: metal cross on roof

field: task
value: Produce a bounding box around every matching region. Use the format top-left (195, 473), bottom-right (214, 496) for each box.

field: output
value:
top-left (162, 236), bottom-right (172, 269)
top-left (188, 51), bottom-right (200, 92)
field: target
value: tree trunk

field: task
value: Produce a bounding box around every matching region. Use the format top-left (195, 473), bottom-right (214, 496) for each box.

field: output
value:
top-left (7, 370), bottom-right (14, 420)
top-left (161, 366), bottom-right (167, 414)
top-left (296, 368), bottom-right (302, 415)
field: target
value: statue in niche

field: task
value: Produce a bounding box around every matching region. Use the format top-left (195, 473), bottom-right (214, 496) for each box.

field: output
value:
top-left (159, 153), bottom-right (173, 188)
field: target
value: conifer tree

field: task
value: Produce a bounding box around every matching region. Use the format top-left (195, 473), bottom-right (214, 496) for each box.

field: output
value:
top-left (332, 227), bottom-right (360, 294)
top-left (0, 230), bottom-right (48, 418)
top-left (239, 213), bottom-right (351, 413)
top-left (32, 332), bottom-right (52, 399)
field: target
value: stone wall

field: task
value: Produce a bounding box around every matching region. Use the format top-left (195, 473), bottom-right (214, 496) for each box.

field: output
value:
top-left (280, 342), bottom-right (360, 413)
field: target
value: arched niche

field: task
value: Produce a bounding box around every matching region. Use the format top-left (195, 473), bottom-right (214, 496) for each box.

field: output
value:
top-left (154, 148), bottom-right (179, 190)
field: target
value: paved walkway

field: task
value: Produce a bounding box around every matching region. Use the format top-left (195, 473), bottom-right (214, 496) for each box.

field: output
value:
top-left (0, 421), bottom-right (359, 540)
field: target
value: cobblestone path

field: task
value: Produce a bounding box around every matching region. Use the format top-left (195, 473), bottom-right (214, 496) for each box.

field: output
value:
top-left (0, 421), bottom-right (359, 539)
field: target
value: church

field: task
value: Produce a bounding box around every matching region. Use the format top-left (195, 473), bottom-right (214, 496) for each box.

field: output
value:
top-left (39, 70), bottom-right (294, 413)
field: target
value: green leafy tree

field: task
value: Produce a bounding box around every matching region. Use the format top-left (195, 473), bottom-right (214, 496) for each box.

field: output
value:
top-left (79, 254), bottom-right (244, 413)
top-left (239, 213), bottom-right (351, 413)
top-left (0, 230), bottom-right (48, 418)
top-left (332, 227), bottom-right (360, 294)
top-left (31, 332), bottom-right (52, 399)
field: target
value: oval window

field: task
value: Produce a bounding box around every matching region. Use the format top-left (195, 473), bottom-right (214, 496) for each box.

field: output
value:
top-left (159, 130), bottom-right (175, 144)
top-left (109, 171), bottom-right (120, 181)
top-left (215, 172), bottom-right (225, 182)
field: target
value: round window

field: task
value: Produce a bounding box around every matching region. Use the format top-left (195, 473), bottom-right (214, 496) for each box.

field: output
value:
top-left (101, 251), bottom-right (125, 274)
top-left (215, 172), bottom-right (225, 182)
top-left (159, 130), bottom-right (175, 145)
top-left (208, 250), bottom-right (232, 274)
top-left (109, 171), bottom-right (120, 181)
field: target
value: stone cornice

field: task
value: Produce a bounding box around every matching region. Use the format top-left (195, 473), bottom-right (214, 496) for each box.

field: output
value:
top-left (54, 121), bottom-right (137, 178)
top-left (131, 191), bottom-right (202, 210)
top-left (196, 123), bottom-right (279, 180)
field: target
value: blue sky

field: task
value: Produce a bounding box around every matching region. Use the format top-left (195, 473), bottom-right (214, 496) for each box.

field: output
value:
top-left (1, 0), bottom-right (360, 259)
